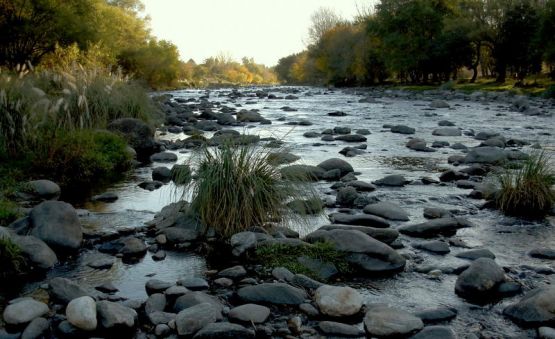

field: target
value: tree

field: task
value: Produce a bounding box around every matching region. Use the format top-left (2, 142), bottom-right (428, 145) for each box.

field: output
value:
top-left (307, 7), bottom-right (343, 45)
top-left (540, 0), bottom-right (555, 79)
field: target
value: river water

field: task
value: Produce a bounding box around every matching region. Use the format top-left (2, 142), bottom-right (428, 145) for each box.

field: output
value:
top-left (14, 86), bottom-right (555, 337)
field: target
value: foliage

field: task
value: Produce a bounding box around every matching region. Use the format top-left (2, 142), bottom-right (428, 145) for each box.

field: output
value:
top-left (255, 241), bottom-right (351, 280)
top-left (543, 85), bottom-right (555, 99)
top-left (180, 143), bottom-right (317, 238)
top-left (495, 152), bottom-right (555, 218)
top-left (307, 7), bottom-right (344, 45)
top-left (0, 199), bottom-right (19, 226)
top-left (0, 236), bottom-right (27, 279)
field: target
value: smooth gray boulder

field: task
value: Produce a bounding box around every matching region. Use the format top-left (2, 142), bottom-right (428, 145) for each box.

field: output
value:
top-left (347, 180), bottom-right (376, 192)
top-left (193, 322), bottom-right (255, 339)
top-left (317, 321), bottom-right (365, 337)
top-left (319, 225), bottom-right (399, 244)
top-left (314, 285), bottom-right (363, 317)
top-left (280, 165), bottom-right (324, 181)
top-left (363, 201), bottom-right (409, 221)
top-left (96, 300), bottom-right (137, 330)
top-left (175, 302), bottom-right (222, 336)
top-left (364, 304), bottom-right (423, 337)
top-left (464, 147), bottom-right (507, 164)
top-left (145, 294), bottom-right (167, 314)
top-left (29, 201), bottom-right (82, 251)
top-left (21, 317), bottom-right (49, 339)
top-left (152, 166), bottom-right (171, 182)
top-left (373, 174), bottom-right (409, 187)
top-left (330, 213), bottom-right (390, 228)
top-left (413, 240), bottom-right (450, 254)
top-left (150, 152), bottom-right (177, 163)
top-left (504, 287), bottom-right (555, 326)
top-left (49, 277), bottom-right (89, 304)
top-left (432, 128), bottom-right (461, 136)
top-left (456, 248), bottom-right (496, 260)
top-left (26, 180), bottom-right (61, 200)
top-left (237, 283), bottom-right (307, 305)
top-left (66, 296), bottom-right (97, 331)
top-left (228, 304), bottom-right (270, 324)
top-left (108, 118), bottom-right (157, 160)
top-left (455, 258), bottom-right (505, 301)
top-left (391, 125), bottom-right (415, 134)
top-left (11, 234), bottom-right (58, 270)
top-left (398, 217), bottom-right (467, 238)
top-left (173, 291), bottom-right (223, 313)
top-left (335, 187), bottom-right (360, 207)
top-left (317, 158), bottom-right (354, 176)
top-left (2, 299), bottom-right (49, 325)
top-left (335, 134), bottom-right (367, 142)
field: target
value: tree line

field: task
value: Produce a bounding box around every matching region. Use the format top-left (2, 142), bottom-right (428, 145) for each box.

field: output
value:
top-left (275, 0), bottom-right (555, 86)
top-left (0, 0), bottom-right (276, 88)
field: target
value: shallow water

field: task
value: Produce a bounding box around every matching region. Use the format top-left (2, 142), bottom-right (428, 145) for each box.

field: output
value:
top-left (10, 86), bottom-right (555, 337)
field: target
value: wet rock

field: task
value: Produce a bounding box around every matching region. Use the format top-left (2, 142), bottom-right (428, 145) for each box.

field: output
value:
top-left (398, 217), bottom-right (467, 238)
top-left (280, 165), bottom-right (324, 181)
top-left (297, 256), bottom-right (338, 281)
top-left (2, 299), bottom-right (49, 325)
top-left (230, 231), bottom-right (257, 256)
top-left (66, 296), bottom-right (97, 331)
top-left (150, 151), bottom-right (177, 163)
top-left (406, 138), bottom-right (434, 152)
top-left (96, 282), bottom-right (118, 293)
top-left (218, 265), bottom-right (247, 279)
top-left (152, 166), bottom-right (171, 182)
top-left (391, 125), bottom-right (416, 134)
top-left (21, 317), bottom-right (49, 339)
top-left (504, 286), bottom-right (555, 326)
top-left (49, 277), bottom-right (89, 304)
top-left (138, 180), bottom-right (163, 191)
top-left (373, 174), bottom-right (409, 187)
top-left (335, 134), bottom-right (367, 142)
top-left (529, 248), bottom-right (555, 259)
top-left (272, 267), bottom-right (295, 282)
top-left (11, 234), bottom-right (58, 270)
top-left (237, 283), bottom-right (307, 305)
top-left (363, 201), bottom-right (409, 221)
top-left (455, 258), bottom-right (505, 301)
top-left (287, 198), bottom-right (324, 215)
top-left (346, 180), bottom-right (376, 192)
top-left (464, 146), bottom-right (507, 164)
top-left (175, 302), bottom-right (222, 336)
top-left (356, 129), bottom-right (371, 135)
top-left (173, 291), bottom-right (223, 313)
top-left (91, 192), bottom-right (118, 202)
top-left (430, 100), bottom-right (450, 108)
top-left (475, 131), bottom-right (500, 140)
top-left (193, 322), bottom-right (255, 339)
top-left (539, 327), bottom-right (555, 339)
top-left (291, 273), bottom-right (323, 290)
top-left (152, 250), bottom-right (166, 261)
top-left (267, 152), bottom-right (300, 165)
top-left (333, 127), bottom-right (351, 134)
top-left (364, 304), bottom-right (423, 337)
top-left (317, 321), bottom-right (364, 337)
top-left (147, 311), bottom-right (176, 325)
top-left (339, 146), bottom-right (366, 157)
top-left (119, 236), bottom-right (147, 257)
top-left (317, 158), bottom-right (354, 176)
top-left (237, 110), bottom-right (264, 122)
top-left (335, 187), bottom-right (360, 207)
top-left (415, 307), bottom-right (458, 324)
top-left (29, 201), bottom-right (82, 251)
top-left (314, 285), bottom-right (362, 317)
top-left (328, 111), bottom-right (347, 116)
top-left (25, 180), bottom-right (61, 201)
top-left (423, 207), bottom-right (451, 219)
top-left (145, 293), bottom-right (167, 314)
top-left (319, 225), bottom-right (399, 244)
top-left (432, 128), bottom-right (461, 136)
top-left (108, 118), bottom-right (157, 160)
top-left (410, 326), bottom-right (457, 339)
top-left (146, 279), bottom-right (173, 295)
top-left (330, 213), bottom-right (390, 228)
top-left (228, 304), bottom-right (270, 324)
top-left (455, 248), bottom-right (496, 260)
top-left (178, 278), bottom-right (209, 291)
top-left (438, 120), bottom-right (455, 126)
top-left (439, 170), bottom-right (469, 182)
top-left (413, 241), bottom-right (450, 254)
top-left (155, 324), bottom-right (171, 337)
top-left (96, 300), bottom-right (137, 330)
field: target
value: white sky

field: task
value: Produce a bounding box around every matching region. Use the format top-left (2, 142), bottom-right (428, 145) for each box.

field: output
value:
top-left (142, 0), bottom-right (373, 66)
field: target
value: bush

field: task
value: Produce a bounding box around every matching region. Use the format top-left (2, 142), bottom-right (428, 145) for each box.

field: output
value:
top-left (0, 236), bottom-right (27, 279)
top-left (495, 152), bottom-right (555, 218)
top-left (180, 143), bottom-right (318, 238)
top-left (30, 129), bottom-right (132, 192)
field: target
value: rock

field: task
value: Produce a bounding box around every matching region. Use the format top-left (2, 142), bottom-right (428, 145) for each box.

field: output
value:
top-left (145, 294), bottom-right (167, 314)
top-left (138, 180), bottom-right (163, 191)
top-left (230, 231), bottom-right (257, 256)
top-left (415, 307), bottom-right (458, 324)
top-left (150, 151), bottom-right (177, 163)
top-left (314, 285), bottom-right (362, 317)
top-left (173, 291), bottom-right (223, 313)
top-left (430, 100), bottom-right (450, 108)
top-left (147, 311), bottom-right (176, 325)
top-left (356, 129), bottom-right (371, 135)
top-left (331, 213), bottom-right (390, 228)
top-left (410, 326), bottom-right (457, 339)
top-left (373, 174), bottom-right (409, 187)
top-left (178, 278), bottom-right (209, 291)
top-left (287, 198), bottom-right (323, 215)
top-left (539, 327), bottom-right (555, 339)
top-left (96, 300), bottom-right (137, 330)
top-left (193, 322), bottom-right (255, 339)
top-left (300, 303), bottom-right (319, 317)
top-left (335, 134), bottom-right (367, 142)
top-left (96, 282), bottom-right (118, 293)
top-left (438, 120), bottom-right (455, 126)
top-left (146, 279), bottom-right (173, 295)
top-left (237, 283), bottom-right (307, 305)
top-left (432, 128), bottom-right (461, 136)
top-left (456, 248), bottom-right (495, 260)
top-left (165, 285), bottom-right (189, 298)
top-left (2, 299), bottom-right (49, 325)
top-left (152, 167), bottom-right (171, 182)
top-left (364, 304), bottom-right (423, 337)
top-left (317, 321), bottom-right (365, 337)
top-left (347, 180), bottom-right (376, 192)
top-left (334, 126), bottom-right (351, 134)
top-left (398, 218), bottom-right (467, 238)
top-left (406, 138), bottom-right (434, 152)
top-left (464, 147), bottom-right (507, 164)
top-left (152, 250), bottom-right (166, 261)
top-left (391, 125), bottom-right (416, 134)
top-left (413, 241), bottom-right (450, 254)
top-left (304, 131), bottom-right (320, 138)
top-left (228, 304), bottom-right (270, 324)
top-left (475, 131), bottom-right (500, 140)
top-left (29, 201), bottom-right (82, 251)
top-left (305, 229), bottom-right (405, 273)
top-left (423, 207), bottom-right (451, 219)
top-left (439, 170), bottom-right (468, 182)
top-left (119, 236), bottom-right (147, 257)
top-left (317, 158), bottom-right (354, 177)
top-left (218, 265), bottom-right (247, 279)
top-left (363, 201), bottom-right (409, 221)
top-left (91, 192), bottom-right (118, 202)
top-left (529, 248), bottom-right (555, 259)
top-left (339, 146), bottom-right (366, 157)
top-left (272, 267), bottom-right (295, 282)
top-left (155, 324), bottom-right (171, 337)
top-left (175, 302), bottom-right (222, 336)
top-left (297, 256), bottom-right (338, 280)
top-left (455, 258), bottom-right (505, 301)
top-left (108, 118), bottom-right (157, 161)
top-left (49, 277), bottom-right (89, 304)
top-left (319, 225), bottom-right (399, 244)
top-left (267, 152), bottom-right (300, 165)
top-left (328, 111), bottom-right (347, 116)
top-left (21, 317), bottom-right (49, 339)
top-left (26, 180), bottom-right (61, 200)
top-left (11, 235), bottom-right (58, 270)
top-left (335, 187), bottom-right (360, 207)
top-left (504, 287), bottom-right (555, 326)
top-left (66, 296), bottom-right (97, 331)
top-left (280, 165), bottom-right (324, 181)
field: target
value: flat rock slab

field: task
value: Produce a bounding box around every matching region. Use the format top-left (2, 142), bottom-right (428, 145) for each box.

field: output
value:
top-left (237, 283), bottom-right (307, 305)
top-left (364, 304), bottom-right (423, 337)
top-left (330, 213), bottom-right (390, 228)
top-left (363, 201), bottom-right (409, 221)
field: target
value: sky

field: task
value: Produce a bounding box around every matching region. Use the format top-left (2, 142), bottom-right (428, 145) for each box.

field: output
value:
top-left (142, 0), bottom-right (372, 67)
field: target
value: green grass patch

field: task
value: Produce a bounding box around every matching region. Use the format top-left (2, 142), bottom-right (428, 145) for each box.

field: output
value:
top-left (495, 152), bottom-right (555, 218)
top-left (0, 236), bottom-right (27, 280)
top-left (0, 199), bottom-right (19, 226)
top-left (254, 241), bottom-right (351, 280)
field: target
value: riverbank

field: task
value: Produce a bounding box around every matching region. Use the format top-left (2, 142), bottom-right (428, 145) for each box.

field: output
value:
top-left (1, 86), bottom-right (554, 338)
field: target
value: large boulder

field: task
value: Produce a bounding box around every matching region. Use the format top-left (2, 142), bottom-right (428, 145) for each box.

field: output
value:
top-left (11, 234), bottom-right (58, 270)
top-left (228, 304), bottom-right (270, 324)
top-left (318, 225), bottom-right (399, 244)
top-left (364, 304), bottom-right (423, 337)
top-left (237, 283), bottom-right (307, 305)
top-left (173, 291), bottom-right (224, 313)
top-left (96, 301), bottom-right (137, 331)
top-left (108, 118), bottom-right (158, 161)
top-left (398, 217), bottom-right (468, 238)
top-left (2, 299), bottom-right (49, 325)
top-left (281, 165), bottom-right (324, 181)
top-left (66, 296), bottom-right (97, 331)
top-left (175, 302), bottom-right (222, 336)
top-left (49, 277), bottom-right (89, 304)
top-left (363, 201), bottom-right (409, 221)
top-left (455, 258), bottom-right (505, 301)
top-left (29, 201), bottom-right (82, 251)
top-left (504, 287), bottom-right (555, 326)
top-left (314, 285), bottom-right (363, 317)
top-left (317, 158), bottom-right (354, 177)
top-left (464, 147), bottom-right (507, 164)
top-left (330, 213), bottom-right (390, 228)
top-left (25, 180), bottom-right (61, 201)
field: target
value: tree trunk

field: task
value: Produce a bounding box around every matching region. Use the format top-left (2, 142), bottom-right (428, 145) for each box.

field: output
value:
top-left (495, 60), bottom-right (507, 83)
top-left (470, 42), bottom-right (481, 83)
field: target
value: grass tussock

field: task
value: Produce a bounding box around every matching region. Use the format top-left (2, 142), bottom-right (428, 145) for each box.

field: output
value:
top-left (495, 152), bottom-right (555, 218)
top-left (0, 236), bottom-right (27, 279)
top-left (179, 142), bottom-right (320, 238)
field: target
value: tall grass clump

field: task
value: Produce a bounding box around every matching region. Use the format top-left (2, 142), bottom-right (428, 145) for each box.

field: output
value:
top-left (0, 236), bottom-right (27, 280)
top-left (495, 152), bottom-right (555, 218)
top-left (179, 143), bottom-right (320, 238)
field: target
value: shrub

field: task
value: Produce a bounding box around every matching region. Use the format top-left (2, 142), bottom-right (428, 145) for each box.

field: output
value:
top-left (30, 129), bottom-right (132, 192)
top-left (0, 199), bottom-right (19, 226)
top-left (0, 236), bottom-right (27, 279)
top-left (180, 143), bottom-right (318, 238)
top-left (495, 152), bottom-right (555, 218)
